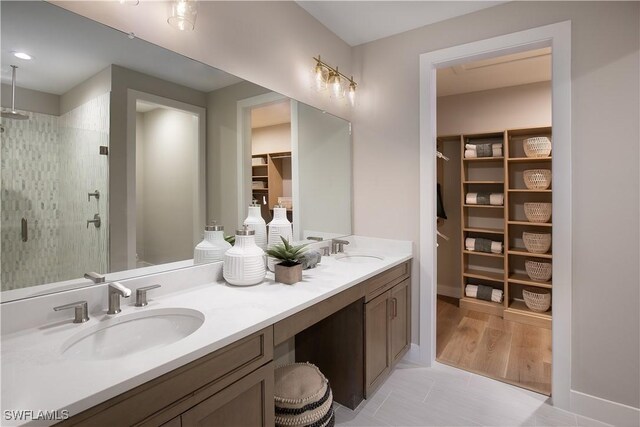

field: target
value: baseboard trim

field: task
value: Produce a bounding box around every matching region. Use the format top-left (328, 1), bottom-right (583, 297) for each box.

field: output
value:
top-left (437, 284), bottom-right (460, 299)
top-left (570, 389), bottom-right (639, 426)
top-left (403, 343), bottom-right (426, 366)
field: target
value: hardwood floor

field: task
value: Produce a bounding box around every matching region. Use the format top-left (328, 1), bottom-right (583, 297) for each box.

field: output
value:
top-left (436, 295), bottom-right (552, 395)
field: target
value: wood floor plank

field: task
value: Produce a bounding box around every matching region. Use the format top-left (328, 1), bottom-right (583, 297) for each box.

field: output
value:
top-left (438, 317), bottom-right (487, 369)
top-left (469, 326), bottom-right (512, 378)
top-left (436, 296), bottom-right (551, 395)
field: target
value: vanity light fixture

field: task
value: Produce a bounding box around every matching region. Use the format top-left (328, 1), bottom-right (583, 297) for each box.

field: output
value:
top-left (12, 51), bottom-right (32, 60)
top-left (119, 0), bottom-right (140, 5)
top-left (312, 55), bottom-right (357, 106)
top-left (168, 0), bottom-right (198, 31)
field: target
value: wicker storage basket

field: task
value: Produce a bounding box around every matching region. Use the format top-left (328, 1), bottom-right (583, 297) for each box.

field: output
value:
top-left (522, 232), bottom-right (551, 254)
top-left (523, 137), bottom-right (552, 158)
top-left (525, 260), bottom-right (552, 282)
top-left (523, 169), bottom-right (552, 190)
top-left (523, 288), bottom-right (551, 312)
top-left (524, 202), bottom-right (552, 223)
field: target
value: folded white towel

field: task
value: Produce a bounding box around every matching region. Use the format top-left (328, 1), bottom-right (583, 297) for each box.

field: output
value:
top-left (490, 193), bottom-right (504, 206)
top-left (465, 193), bottom-right (477, 204)
top-left (465, 284), bottom-right (503, 303)
top-left (464, 237), bottom-right (503, 254)
top-left (464, 143), bottom-right (503, 158)
top-left (464, 149), bottom-right (477, 159)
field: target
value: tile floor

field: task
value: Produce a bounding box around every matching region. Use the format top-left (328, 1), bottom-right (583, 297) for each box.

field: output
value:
top-left (334, 361), bottom-right (612, 427)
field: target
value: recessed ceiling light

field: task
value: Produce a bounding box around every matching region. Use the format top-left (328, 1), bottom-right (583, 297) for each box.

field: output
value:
top-left (12, 52), bottom-right (32, 60)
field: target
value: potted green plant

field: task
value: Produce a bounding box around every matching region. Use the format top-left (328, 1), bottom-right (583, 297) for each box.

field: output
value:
top-left (265, 236), bottom-right (308, 285)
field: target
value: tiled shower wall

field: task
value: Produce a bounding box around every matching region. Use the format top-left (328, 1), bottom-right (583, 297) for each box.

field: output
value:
top-left (1, 93), bottom-right (110, 291)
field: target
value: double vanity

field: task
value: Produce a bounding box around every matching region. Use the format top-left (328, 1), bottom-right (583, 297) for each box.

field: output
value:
top-left (1, 236), bottom-right (412, 426)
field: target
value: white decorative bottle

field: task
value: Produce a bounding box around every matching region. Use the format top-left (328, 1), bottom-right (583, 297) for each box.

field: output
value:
top-left (267, 205), bottom-right (293, 271)
top-left (194, 222), bottom-right (231, 264)
top-left (244, 201), bottom-right (267, 250)
top-left (223, 225), bottom-right (266, 286)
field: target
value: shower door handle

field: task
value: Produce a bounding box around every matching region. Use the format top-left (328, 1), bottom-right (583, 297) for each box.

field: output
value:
top-left (21, 218), bottom-right (28, 242)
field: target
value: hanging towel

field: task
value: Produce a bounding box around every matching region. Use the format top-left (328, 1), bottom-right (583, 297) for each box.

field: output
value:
top-left (437, 183), bottom-right (447, 220)
top-left (465, 284), bottom-right (503, 303)
top-left (465, 238), bottom-right (503, 254)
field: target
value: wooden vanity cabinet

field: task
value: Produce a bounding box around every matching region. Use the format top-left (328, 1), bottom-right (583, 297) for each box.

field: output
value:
top-left (364, 262), bottom-right (411, 396)
top-left (58, 328), bottom-right (274, 427)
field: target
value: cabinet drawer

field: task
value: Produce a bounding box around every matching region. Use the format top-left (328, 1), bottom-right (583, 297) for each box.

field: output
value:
top-left (60, 327), bottom-right (273, 427)
top-left (365, 261), bottom-right (410, 302)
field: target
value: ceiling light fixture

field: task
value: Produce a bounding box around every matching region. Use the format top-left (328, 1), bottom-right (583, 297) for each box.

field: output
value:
top-left (312, 56), bottom-right (357, 106)
top-left (12, 52), bottom-right (32, 61)
top-left (168, 0), bottom-right (198, 31)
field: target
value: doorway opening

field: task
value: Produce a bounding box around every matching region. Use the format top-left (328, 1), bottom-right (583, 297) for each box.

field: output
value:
top-left (249, 99), bottom-right (293, 223)
top-left (134, 98), bottom-right (203, 267)
top-left (434, 47), bottom-right (553, 395)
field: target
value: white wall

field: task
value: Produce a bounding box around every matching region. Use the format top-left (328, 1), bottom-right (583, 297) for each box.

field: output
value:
top-left (135, 108), bottom-right (197, 265)
top-left (1, 84), bottom-right (60, 116)
top-left (437, 81), bottom-right (551, 136)
top-left (351, 1), bottom-right (639, 411)
top-left (251, 123), bottom-right (291, 155)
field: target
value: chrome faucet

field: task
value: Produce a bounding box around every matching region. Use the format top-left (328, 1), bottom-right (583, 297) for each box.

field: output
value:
top-left (331, 239), bottom-right (350, 254)
top-left (108, 282), bottom-right (131, 315)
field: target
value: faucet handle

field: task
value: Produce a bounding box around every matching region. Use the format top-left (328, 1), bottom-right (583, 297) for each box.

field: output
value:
top-left (135, 284), bottom-right (161, 307)
top-left (307, 236), bottom-right (323, 241)
top-left (54, 301), bottom-right (90, 323)
top-left (84, 272), bottom-right (105, 283)
top-left (331, 239), bottom-right (350, 254)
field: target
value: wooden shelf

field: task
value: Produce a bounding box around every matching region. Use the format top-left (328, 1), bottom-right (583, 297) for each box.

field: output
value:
top-left (463, 227), bottom-right (504, 235)
top-left (463, 204), bottom-right (504, 209)
top-left (508, 248), bottom-right (552, 259)
top-left (252, 188), bottom-right (269, 192)
top-left (463, 250), bottom-right (504, 258)
top-left (508, 189), bottom-right (552, 193)
top-left (460, 297), bottom-right (504, 317)
top-left (464, 181), bottom-right (504, 184)
top-left (252, 175), bottom-right (268, 179)
top-left (508, 221), bottom-right (552, 227)
top-left (508, 273), bottom-right (552, 288)
top-left (463, 269), bottom-right (504, 283)
top-left (507, 157), bottom-right (552, 163)
top-left (463, 157), bottom-right (504, 162)
top-left (504, 300), bottom-right (551, 329)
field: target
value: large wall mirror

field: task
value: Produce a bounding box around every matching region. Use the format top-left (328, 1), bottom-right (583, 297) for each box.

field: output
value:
top-left (0, 1), bottom-right (352, 301)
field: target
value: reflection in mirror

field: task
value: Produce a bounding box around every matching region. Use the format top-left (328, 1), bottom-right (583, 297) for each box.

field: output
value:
top-left (0, 1), bottom-right (351, 301)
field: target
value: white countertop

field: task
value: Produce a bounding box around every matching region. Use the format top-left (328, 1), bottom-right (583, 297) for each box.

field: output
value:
top-left (0, 236), bottom-right (412, 426)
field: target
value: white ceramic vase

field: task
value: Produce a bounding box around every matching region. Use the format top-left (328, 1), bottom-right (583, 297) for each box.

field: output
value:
top-left (267, 206), bottom-right (293, 271)
top-left (223, 226), bottom-right (266, 286)
top-left (244, 205), bottom-right (267, 250)
top-left (194, 223), bottom-right (231, 264)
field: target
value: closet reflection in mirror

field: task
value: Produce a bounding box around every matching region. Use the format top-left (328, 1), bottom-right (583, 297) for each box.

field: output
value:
top-left (0, 1), bottom-right (352, 298)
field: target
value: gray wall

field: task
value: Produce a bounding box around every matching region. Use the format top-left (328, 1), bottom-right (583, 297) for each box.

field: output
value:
top-left (135, 108), bottom-right (197, 265)
top-left (109, 65), bottom-right (207, 271)
top-left (206, 81), bottom-right (271, 231)
top-left (352, 1), bottom-right (639, 409)
top-left (1, 84), bottom-right (59, 116)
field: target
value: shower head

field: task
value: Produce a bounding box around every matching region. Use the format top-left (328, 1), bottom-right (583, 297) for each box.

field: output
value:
top-left (1, 110), bottom-right (28, 120)
top-left (1, 65), bottom-right (29, 121)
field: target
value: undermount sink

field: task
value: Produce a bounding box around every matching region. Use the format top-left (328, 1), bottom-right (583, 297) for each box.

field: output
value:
top-left (335, 253), bottom-right (384, 263)
top-left (60, 308), bottom-right (204, 360)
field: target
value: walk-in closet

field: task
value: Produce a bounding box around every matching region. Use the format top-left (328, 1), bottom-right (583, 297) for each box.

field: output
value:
top-left (435, 48), bottom-right (553, 395)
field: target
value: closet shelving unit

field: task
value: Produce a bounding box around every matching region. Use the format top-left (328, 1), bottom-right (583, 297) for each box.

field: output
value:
top-left (457, 127), bottom-right (553, 328)
top-left (459, 132), bottom-right (507, 318)
top-left (251, 151), bottom-right (292, 221)
top-left (503, 127), bottom-right (552, 329)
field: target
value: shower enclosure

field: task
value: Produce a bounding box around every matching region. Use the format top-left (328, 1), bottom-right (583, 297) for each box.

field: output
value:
top-left (1, 93), bottom-right (110, 291)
